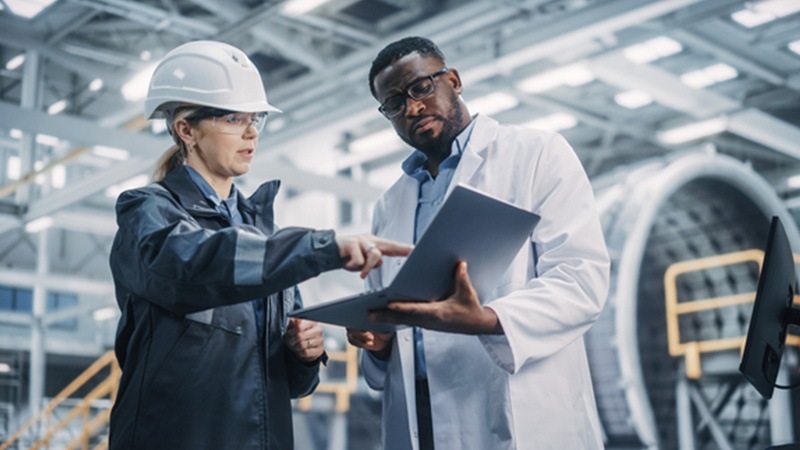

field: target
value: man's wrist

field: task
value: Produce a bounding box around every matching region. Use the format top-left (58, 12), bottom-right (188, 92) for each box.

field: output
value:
top-left (481, 306), bottom-right (504, 335)
top-left (369, 338), bottom-right (394, 361)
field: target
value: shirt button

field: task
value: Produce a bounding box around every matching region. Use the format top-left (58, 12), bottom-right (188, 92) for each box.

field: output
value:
top-left (404, 336), bottom-right (410, 342)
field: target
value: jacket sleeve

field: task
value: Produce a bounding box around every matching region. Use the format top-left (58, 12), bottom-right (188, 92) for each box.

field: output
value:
top-left (285, 286), bottom-right (324, 398)
top-left (109, 186), bottom-right (343, 315)
top-left (479, 132), bottom-right (610, 374)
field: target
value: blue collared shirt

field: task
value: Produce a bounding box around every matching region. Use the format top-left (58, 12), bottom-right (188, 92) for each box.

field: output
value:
top-left (402, 116), bottom-right (477, 379)
top-left (184, 166), bottom-right (243, 225)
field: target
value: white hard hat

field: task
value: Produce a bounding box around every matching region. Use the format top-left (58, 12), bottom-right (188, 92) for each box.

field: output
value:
top-left (144, 40), bottom-right (282, 119)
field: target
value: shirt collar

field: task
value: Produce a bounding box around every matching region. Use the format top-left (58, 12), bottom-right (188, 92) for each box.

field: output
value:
top-left (184, 166), bottom-right (238, 212)
top-left (401, 114), bottom-right (478, 178)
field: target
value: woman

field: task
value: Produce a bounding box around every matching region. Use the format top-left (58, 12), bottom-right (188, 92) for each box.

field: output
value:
top-left (108, 40), bottom-right (410, 450)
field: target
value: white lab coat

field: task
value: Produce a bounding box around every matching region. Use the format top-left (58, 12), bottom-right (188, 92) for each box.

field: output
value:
top-left (360, 115), bottom-right (610, 450)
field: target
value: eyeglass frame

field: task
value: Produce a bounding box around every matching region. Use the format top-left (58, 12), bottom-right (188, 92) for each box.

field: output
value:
top-left (377, 67), bottom-right (450, 119)
top-left (185, 108), bottom-right (268, 135)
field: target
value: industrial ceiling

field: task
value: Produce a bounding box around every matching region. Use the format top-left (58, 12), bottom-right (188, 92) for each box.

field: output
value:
top-left (0, 0), bottom-right (799, 338)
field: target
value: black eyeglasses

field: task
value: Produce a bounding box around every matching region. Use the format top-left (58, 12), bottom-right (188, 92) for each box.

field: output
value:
top-left (378, 68), bottom-right (449, 119)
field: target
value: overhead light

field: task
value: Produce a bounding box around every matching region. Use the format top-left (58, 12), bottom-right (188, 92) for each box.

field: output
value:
top-left (283, 0), bottom-right (330, 15)
top-left (5, 0), bottom-right (57, 19)
top-left (51, 164), bottom-right (66, 189)
top-left (517, 63), bottom-right (594, 93)
top-left (93, 145), bottom-right (130, 161)
top-left (0, 363), bottom-right (10, 374)
top-left (24, 216), bottom-right (54, 233)
top-left (47, 99), bottom-right (68, 115)
top-left (266, 117), bottom-right (287, 133)
top-left (731, 0), bottom-right (800, 28)
top-left (523, 113), bottom-right (578, 131)
top-left (467, 92), bottom-right (519, 116)
top-left (657, 117), bottom-right (727, 145)
top-left (35, 134), bottom-right (60, 146)
top-left (787, 174), bottom-right (800, 189)
top-left (105, 174), bottom-right (149, 199)
top-left (93, 307), bottom-right (118, 322)
top-left (7, 156), bottom-right (20, 180)
top-left (150, 121), bottom-right (168, 135)
top-left (680, 63), bottom-right (738, 89)
top-left (349, 128), bottom-right (403, 154)
top-left (623, 36), bottom-right (683, 64)
top-left (121, 63), bottom-right (157, 101)
top-left (789, 40), bottom-right (800, 56)
top-left (10, 129), bottom-right (23, 139)
top-left (88, 78), bottom-right (104, 91)
top-left (614, 90), bottom-right (653, 109)
top-left (5, 54), bottom-right (25, 71)
top-left (140, 50), bottom-right (152, 61)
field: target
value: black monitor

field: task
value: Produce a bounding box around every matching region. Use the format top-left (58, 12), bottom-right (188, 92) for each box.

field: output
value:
top-left (740, 216), bottom-right (800, 399)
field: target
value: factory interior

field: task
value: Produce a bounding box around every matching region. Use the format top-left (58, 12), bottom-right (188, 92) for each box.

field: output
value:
top-left (0, 0), bottom-right (799, 448)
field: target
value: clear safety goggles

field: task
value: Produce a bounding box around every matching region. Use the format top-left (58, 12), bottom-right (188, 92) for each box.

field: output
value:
top-left (189, 108), bottom-right (268, 135)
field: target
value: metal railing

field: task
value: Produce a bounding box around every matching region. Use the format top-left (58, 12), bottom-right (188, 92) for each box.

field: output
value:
top-left (664, 249), bottom-right (800, 379)
top-left (1, 340), bottom-right (361, 449)
top-left (0, 350), bottom-right (120, 450)
top-left (297, 344), bottom-right (359, 413)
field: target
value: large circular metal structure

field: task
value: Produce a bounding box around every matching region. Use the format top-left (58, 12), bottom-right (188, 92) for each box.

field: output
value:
top-left (587, 151), bottom-right (800, 449)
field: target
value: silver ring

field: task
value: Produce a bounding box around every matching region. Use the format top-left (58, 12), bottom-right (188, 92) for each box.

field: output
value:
top-left (364, 243), bottom-right (377, 253)
top-left (306, 339), bottom-right (312, 349)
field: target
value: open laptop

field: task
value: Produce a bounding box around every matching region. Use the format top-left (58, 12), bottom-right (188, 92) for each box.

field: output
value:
top-left (289, 184), bottom-right (539, 332)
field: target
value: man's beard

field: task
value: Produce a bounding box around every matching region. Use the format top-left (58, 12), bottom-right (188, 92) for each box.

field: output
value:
top-left (410, 92), bottom-right (465, 162)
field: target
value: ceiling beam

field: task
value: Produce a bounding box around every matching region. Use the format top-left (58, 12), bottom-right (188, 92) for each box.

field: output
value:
top-left (68, 0), bottom-right (217, 37)
top-left (189, 0), bottom-right (326, 71)
top-left (588, 52), bottom-right (741, 118)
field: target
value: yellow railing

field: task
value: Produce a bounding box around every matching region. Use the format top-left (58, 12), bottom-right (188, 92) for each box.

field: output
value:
top-left (664, 249), bottom-right (800, 379)
top-left (1, 339), bottom-right (360, 448)
top-left (296, 344), bottom-right (359, 413)
top-left (0, 350), bottom-right (120, 450)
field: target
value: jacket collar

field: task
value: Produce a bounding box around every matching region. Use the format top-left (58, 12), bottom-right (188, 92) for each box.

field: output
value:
top-left (159, 167), bottom-right (281, 228)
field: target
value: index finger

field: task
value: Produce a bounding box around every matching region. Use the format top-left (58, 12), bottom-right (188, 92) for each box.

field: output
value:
top-left (373, 239), bottom-right (413, 257)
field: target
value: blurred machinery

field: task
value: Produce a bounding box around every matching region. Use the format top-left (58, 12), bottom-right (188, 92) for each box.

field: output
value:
top-left (587, 151), bottom-right (800, 449)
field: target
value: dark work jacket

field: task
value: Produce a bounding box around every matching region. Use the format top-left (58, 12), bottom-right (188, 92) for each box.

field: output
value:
top-left (108, 167), bottom-right (341, 450)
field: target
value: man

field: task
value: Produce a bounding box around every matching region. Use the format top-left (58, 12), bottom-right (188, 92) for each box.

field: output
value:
top-left (346, 37), bottom-right (610, 450)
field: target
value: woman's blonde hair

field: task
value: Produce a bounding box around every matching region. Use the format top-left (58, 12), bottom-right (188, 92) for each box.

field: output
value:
top-left (151, 106), bottom-right (203, 182)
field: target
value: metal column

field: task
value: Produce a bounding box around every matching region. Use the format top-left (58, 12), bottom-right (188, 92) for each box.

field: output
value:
top-left (28, 229), bottom-right (49, 420)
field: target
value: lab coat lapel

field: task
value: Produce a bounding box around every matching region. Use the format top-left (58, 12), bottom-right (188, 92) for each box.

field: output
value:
top-left (446, 115), bottom-right (497, 195)
top-left (379, 175), bottom-right (421, 442)
top-left (381, 175), bottom-right (418, 284)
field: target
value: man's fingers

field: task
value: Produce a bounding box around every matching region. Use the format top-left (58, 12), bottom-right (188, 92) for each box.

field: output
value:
top-left (454, 261), bottom-right (475, 296)
top-left (370, 302), bottom-right (437, 325)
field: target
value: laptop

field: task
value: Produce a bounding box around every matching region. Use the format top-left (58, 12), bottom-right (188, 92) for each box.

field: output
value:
top-left (288, 184), bottom-right (540, 332)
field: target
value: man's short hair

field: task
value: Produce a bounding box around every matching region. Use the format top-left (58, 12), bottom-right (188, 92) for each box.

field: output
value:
top-left (368, 36), bottom-right (446, 98)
